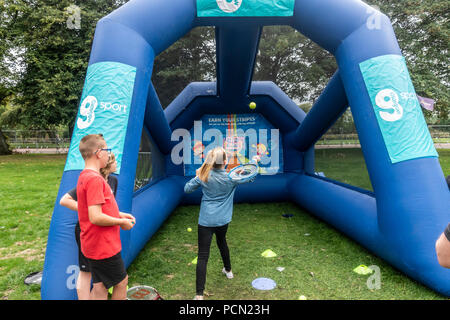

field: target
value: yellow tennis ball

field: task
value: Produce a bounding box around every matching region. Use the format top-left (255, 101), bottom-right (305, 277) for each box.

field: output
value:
top-left (109, 285), bottom-right (129, 295)
top-left (249, 102), bottom-right (256, 109)
top-left (187, 227), bottom-right (192, 232)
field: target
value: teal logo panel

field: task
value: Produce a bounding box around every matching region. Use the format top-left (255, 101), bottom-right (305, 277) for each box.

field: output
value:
top-left (359, 54), bottom-right (438, 164)
top-left (197, 0), bottom-right (295, 17)
top-left (64, 62), bottom-right (137, 174)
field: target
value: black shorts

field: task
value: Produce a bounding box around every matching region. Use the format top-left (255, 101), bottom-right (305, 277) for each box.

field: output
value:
top-left (75, 223), bottom-right (90, 272)
top-left (87, 252), bottom-right (127, 290)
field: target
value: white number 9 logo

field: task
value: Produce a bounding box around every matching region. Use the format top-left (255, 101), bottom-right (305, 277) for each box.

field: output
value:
top-left (77, 96), bottom-right (97, 129)
top-left (375, 89), bottom-right (403, 122)
top-left (216, 0), bottom-right (243, 13)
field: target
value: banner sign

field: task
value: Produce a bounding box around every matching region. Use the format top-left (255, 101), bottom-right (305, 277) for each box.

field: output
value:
top-left (183, 113), bottom-right (283, 176)
top-left (359, 55), bottom-right (438, 164)
top-left (197, 0), bottom-right (295, 17)
top-left (64, 61), bottom-right (137, 174)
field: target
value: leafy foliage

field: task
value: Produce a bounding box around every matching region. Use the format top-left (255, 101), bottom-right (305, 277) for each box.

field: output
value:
top-left (152, 27), bottom-right (216, 108)
top-left (0, 1), bottom-right (448, 130)
top-left (0, 0), bottom-right (126, 129)
top-left (254, 26), bottom-right (337, 102)
top-left (367, 0), bottom-right (449, 123)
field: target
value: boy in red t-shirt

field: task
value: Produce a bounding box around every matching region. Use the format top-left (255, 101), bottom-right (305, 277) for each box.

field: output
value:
top-left (77, 134), bottom-right (135, 300)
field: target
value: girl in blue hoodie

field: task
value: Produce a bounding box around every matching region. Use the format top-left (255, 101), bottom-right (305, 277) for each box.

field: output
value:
top-left (184, 146), bottom-right (257, 300)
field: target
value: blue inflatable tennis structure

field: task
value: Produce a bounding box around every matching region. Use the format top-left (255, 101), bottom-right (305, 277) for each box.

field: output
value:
top-left (41, 0), bottom-right (450, 299)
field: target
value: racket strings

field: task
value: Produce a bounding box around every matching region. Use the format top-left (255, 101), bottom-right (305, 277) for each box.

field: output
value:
top-left (229, 164), bottom-right (258, 181)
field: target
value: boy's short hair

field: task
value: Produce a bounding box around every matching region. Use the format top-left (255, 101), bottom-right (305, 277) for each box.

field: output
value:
top-left (79, 134), bottom-right (105, 160)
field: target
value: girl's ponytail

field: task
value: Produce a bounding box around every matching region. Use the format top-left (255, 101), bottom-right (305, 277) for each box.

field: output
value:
top-left (100, 152), bottom-right (116, 179)
top-left (196, 147), bottom-right (227, 182)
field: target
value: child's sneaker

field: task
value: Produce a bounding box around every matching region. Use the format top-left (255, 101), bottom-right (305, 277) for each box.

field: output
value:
top-left (222, 267), bottom-right (234, 279)
top-left (194, 295), bottom-right (204, 300)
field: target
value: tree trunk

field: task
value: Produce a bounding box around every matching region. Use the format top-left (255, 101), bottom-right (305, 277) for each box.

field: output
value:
top-left (0, 129), bottom-right (12, 155)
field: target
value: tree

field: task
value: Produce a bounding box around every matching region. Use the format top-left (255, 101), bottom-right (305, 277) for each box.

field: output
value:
top-left (254, 26), bottom-right (337, 103)
top-left (0, 0), bottom-right (126, 130)
top-left (152, 27), bottom-right (216, 108)
top-left (1, 1), bottom-right (447, 132)
top-left (152, 25), bottom-right (337, 108)
top-left (0, 85), bottom-right (12, 154)
top-left (367, 0), bottom-right (449, 123)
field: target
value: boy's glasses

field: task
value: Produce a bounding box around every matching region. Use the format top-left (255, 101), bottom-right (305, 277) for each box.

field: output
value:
top-left (95, 148), bottom-right (112, 156)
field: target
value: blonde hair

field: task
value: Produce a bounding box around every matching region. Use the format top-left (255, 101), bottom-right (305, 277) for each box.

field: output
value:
top-left (196, 147), bottom-right (227, 182)
top-left (79, 134), bottom-right (105, 160)
top-left (100, 152), bottom-right (116, 179)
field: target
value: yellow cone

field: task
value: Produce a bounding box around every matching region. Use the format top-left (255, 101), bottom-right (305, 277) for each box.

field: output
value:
top-left (261, 249), bottom-right (277, 258)
top-left (353, 264), bottom-right (373, 275)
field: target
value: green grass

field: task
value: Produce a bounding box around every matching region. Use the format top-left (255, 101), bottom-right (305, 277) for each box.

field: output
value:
top-left (315, 148), bottom-right (373, 190)
top-left (128, 148), bottom-right (449, 300)
top-left (0, 155), bottom-right (63, 300)
top-left (127, 202), bottom-right (445, 300)
top-left (0, 150), bottom-right (448, 300)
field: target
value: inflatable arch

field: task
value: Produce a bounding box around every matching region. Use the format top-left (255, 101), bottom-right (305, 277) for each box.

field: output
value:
top-left (42, 0), bottom-right (450, 299)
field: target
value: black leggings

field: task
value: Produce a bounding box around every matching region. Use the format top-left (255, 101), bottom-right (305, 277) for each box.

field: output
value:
top-left (196, 224), bottom-right (231, 295)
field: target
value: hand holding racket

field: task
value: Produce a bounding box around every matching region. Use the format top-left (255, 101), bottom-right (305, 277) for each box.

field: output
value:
top-left (252, 155), bottom-right (261, 163)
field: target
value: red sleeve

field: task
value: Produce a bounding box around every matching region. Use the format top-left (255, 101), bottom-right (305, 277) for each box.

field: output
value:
top-left (85, 175), bottom-right (106, 207)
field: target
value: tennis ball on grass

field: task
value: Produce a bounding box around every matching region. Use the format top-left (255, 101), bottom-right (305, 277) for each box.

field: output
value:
top-left (187, 227), bottom-right (192, 232)
top-left (108, 285), bottom-right (129, 295)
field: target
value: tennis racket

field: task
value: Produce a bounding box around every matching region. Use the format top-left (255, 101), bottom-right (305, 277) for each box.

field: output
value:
top-left (127, 285), bottom-right (163, 300)
top-left (228, 163), bottom-right (258, 182)
top-left (24, 271), bottom-right (43, 285)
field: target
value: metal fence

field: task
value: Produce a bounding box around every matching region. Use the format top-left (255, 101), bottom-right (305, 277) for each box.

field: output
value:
top-left (318, 125), bottom-right (450, 146)
top-left (3, 129), bottom-right (71, 151)
top-left (3, 125), bottom-right (449, 151)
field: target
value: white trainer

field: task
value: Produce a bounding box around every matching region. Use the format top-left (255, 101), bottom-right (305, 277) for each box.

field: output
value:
top-left (222, 267), bottom-right (234, 279)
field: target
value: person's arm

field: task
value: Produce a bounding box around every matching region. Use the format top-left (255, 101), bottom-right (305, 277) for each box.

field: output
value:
top-left (85, 176), bottom-right (133, 229)
top-left (60, 193), bottom-right (78, 212)
top-left (232, 175), bottom-right (257, 185)
top-left (88, 205), bottom-right (134, 230)
top-left (436, 224), bottom-right (450, 268)
top-left (184, 176), bottom-right (202, 193)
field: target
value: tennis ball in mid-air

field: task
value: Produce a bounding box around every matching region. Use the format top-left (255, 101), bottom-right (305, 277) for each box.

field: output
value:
top-left (249, 102), bottom-right (256, 110)
top-left (187, 227), bottom-right (192, 232)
